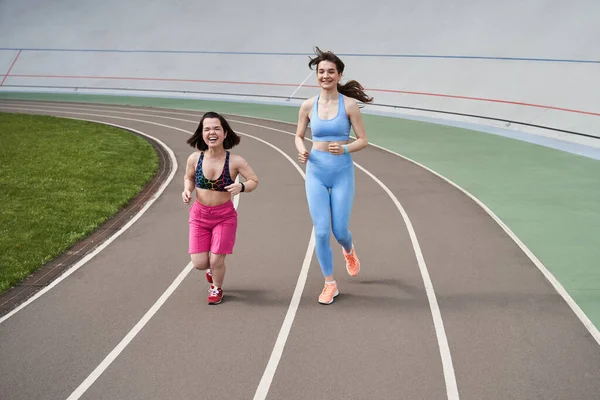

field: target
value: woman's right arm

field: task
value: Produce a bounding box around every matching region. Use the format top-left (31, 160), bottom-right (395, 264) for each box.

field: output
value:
top-left (295, 99), bottom-right (312, 164)
top-left (182, 152), bottom-right (198, 204)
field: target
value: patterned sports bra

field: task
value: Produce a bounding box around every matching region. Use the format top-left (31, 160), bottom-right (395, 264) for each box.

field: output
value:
top-left (195, 151), bottom-right (234, 192)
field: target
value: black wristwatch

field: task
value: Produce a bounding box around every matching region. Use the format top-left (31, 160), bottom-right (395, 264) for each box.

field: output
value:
top-left (240, 182), bottom-right (245, 192)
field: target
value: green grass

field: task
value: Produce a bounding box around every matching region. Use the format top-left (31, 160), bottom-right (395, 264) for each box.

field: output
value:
top-left (0, 113), bottom-right (159, 293)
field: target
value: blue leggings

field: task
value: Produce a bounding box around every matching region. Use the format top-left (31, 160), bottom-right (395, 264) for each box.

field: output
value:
top-left (305, 149), bottom-right (355, 277)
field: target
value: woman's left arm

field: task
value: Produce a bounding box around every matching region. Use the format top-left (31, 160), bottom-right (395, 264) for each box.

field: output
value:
top-left (345, 99), bottom-right (369, 153)
top-left (225, 155), bottom-right (259, 195)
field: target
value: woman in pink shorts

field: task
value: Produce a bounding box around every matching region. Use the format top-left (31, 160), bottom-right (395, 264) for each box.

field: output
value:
top-left (182, 111), bottom-right (259, 305)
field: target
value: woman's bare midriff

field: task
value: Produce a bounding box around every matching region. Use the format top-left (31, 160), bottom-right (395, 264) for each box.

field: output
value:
top-left (311, 140), bottom-right (350, 152)
top-left (195, 190), bottom-right (232, 206)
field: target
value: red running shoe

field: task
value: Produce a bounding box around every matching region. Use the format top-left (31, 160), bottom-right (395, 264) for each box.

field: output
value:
top-left (208, 285), bottom-right (223, 305)
top-left (206, 269), bottom-right (213, 284)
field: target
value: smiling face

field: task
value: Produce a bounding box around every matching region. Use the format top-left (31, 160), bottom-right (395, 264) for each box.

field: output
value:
top-left (316, 60), bottom-right (342, 90)
top-left (202, 117), bottom-right (227, 148)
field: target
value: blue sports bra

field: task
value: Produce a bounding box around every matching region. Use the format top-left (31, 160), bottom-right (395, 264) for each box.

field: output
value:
top-left (309, 93), bottom-right (351, 142)
top-left (195, 151), bottom-right (234, 192)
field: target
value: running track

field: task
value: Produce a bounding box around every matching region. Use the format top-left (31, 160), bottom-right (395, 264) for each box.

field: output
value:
top-left (1, 100), bottom-right (599, 400)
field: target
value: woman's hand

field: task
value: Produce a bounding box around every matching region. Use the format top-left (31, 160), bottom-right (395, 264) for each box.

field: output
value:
top-left (182, 189), bottom-right (192, 205)
top-left (225, 182), bottom-right (244, 196)
top-left (328, 142), bottom-right (347, 155)
top-left (298, 150), bottom-right (310, 164)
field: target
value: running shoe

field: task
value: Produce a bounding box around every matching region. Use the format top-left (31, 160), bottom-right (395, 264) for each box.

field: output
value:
top-left (208, 285), bottom-right (223, 305)
top-left (343, 246), bottom-right (360, 276)
top-left (318, 282), bottom-right (339, 305)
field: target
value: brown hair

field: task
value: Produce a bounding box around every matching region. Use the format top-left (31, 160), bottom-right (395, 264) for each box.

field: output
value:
top-left (186, 111), bottom-right (241, 150)
top-left (308, 47), bottom-right (373, 104)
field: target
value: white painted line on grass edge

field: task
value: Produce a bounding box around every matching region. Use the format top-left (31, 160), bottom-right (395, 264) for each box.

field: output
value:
top-left (0, 118), bottom-right (178, 325)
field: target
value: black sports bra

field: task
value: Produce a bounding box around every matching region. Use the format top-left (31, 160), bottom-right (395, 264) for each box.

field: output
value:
top-left (195, 151), bottom-right (234, 192)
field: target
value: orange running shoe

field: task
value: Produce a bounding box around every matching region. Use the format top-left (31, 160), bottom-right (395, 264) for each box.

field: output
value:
top-left (318, 282), bottom-right (339, 305)
top-left (343, 246), bottom-right (360, 276)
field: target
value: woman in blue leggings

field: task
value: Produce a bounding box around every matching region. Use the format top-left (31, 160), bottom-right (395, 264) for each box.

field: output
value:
top-left (295, 47), bottom-right (373, 304)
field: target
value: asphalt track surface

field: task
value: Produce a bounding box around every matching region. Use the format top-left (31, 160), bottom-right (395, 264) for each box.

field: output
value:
top-left (1, 100), bottom-right (599, 400)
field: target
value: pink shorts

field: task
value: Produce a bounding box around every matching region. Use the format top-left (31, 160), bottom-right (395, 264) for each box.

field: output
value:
top-left (188, 200), bottom-right (238, 255)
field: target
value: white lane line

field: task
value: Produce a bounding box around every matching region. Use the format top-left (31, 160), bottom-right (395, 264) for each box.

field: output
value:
top-left (0, 118), bottom-right (178, 325)
top-left (5, 100), bottom-right (598, 349)
top-left (1, 103), bottom-right (460, 398)
top-left (354, 164), bottom-right (459, 399)
top-left (228, 131), bottom-right (315, 400)
top-left (231, 119), bottom-right (460, 399)
top-left (65, 133), bottom-right (242, 399)
top-left (233, 173), bottom-right (240, 209)
top-left (0, 105), bottom-right (197, 136)
top-left (362, 142), bottom-right (600, 346)
top-left (210, 116), bottom-right (600, 348)
top-left (65, 260), bottom-right (194, 399)
top-left (0, 104), bottom-right (316, 400)
top-left (255, 232), bottom-right (316, 400)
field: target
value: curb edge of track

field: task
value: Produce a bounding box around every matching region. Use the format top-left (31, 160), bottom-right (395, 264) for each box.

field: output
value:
top-left (0, 119), bottom-right (171, 318)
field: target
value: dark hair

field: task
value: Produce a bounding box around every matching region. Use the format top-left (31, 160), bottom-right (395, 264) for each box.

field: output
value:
top-left (187, 111), bottom-right (241, 150)
top-left (308, 47), bottom-right (373, 104)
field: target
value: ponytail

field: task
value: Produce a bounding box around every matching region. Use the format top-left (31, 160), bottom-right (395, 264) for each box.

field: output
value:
top-left (337, 81), bottom-right (373, 104)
